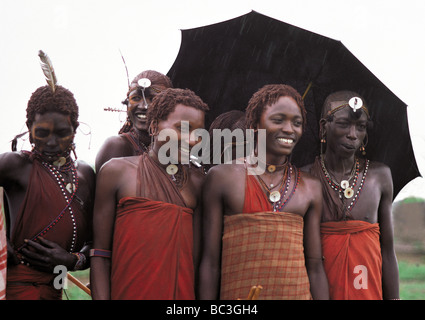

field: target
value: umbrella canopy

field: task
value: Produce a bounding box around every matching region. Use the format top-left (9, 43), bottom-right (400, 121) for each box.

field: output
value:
top-left (167, 11), bottom-right (420, 198)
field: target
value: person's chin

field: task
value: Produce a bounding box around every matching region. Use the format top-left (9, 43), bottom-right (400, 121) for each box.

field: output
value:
top-left (133, 121), bottom-right (148, 133)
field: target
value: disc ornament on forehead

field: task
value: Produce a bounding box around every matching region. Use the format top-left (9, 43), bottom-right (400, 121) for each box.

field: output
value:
top-left (328, 96), bottom-right (369, 118)
top-left (349, 97), bottom-right (363, 112)
top-left (138, 78), bottom-right (151, 89)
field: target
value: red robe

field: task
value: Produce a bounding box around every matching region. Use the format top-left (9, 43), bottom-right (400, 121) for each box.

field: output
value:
top-left (110, 153), bottom-right (195, 300)
top-left (0, 188), bottom-right (6, 300)
top-left (6, 156), bottom-right (90, 300)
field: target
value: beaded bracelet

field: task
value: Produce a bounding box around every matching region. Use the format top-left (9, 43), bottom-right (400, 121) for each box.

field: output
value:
top-left (89, 249), bottom-right (112, 259)
top-left (72, 252), bottom-right (87, 270)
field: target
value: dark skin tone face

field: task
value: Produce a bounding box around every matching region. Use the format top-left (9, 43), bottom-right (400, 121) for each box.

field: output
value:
top-left (30, 112), bottom-right (75, 162)
top-left (322, 101), bottom-right (368, 164)
top-left (127, 84), bottom-right (168, 133)
top-left (257, 96), bottom-right (303, 163)
top-left (150, 104), bottom-right (205, 166)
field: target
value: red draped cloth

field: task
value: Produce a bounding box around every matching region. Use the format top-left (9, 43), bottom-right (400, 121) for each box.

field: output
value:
top-left (0, 188), bottom-right (6, 300)
top-left (220, 171), bottom-right (311, 300)
top-left (321, 221), bottom-right (382, 300)
top-left (110, 153), bottom-right (195, 300)
top-left (310, 157), bottom-right (383, 300)
top-left (6, 156), bottom-right (89, 300)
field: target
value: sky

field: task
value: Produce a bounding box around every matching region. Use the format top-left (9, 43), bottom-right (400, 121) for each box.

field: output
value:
top-left (0, 0), bottom-right (424, 202)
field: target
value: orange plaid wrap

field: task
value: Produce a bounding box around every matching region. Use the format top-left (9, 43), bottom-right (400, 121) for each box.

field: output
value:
top-left (220, 212), bottom-right (312, 300)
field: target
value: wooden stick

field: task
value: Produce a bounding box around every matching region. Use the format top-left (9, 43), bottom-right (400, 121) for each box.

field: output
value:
top-left (251, 285), bottom-right (263, 300)
top-left (67, 272), bottom-right (91, 296)
top-left (246, 286), bottom-right (256, 300)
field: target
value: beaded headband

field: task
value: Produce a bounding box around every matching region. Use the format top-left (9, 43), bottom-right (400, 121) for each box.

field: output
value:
top-left (328, 97), bottom-right (370, 119)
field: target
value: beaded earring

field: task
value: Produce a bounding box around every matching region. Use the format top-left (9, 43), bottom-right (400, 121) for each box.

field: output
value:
top-left (320, 130), bottom-right (326, 155)
top-left (360, 134), bottom-right (368, 156)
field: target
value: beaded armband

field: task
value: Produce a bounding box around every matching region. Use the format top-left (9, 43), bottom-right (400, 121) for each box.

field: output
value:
top-left (89, 249), bottom-right (112, 259)
top-left (72, 252), bottom-right (87, 271)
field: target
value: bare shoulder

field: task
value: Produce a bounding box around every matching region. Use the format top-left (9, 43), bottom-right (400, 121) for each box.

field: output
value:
top-left (76, 159), bottom-right (94, 175)
top-left (0, 151), bottom-right (32, 176)
top-left (365, 160), bottom-right (393, 191)
top-left (75, 159), bottom-right (95, 186)
top-left (365, 160), bottom-right (392, 181)
top-left (95, 135), bottom-right (133, 171)
top-left (99, 135), bottom-right (129, 150)
top-left (207, 163), bottom-right (246, 182)
top-left (0, 151), bottom-right (30, 166)
top-left (98, 155), bottom-right (138, 178)
top-left (367, 160), bottom-right (390, 173)
top-left (299, 169), bottom-right (322, 196)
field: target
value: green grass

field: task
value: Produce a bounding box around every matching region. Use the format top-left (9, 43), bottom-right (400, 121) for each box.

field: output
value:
top-left (64, 260), bottom-right (425, 300)
top-left (399, 260), bottom-right (425, 300)
top-left (63, 269), bottom-right (91, 300)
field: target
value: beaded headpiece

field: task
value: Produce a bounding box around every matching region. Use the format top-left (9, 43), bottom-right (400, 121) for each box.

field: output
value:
top-left (328, 96), bottom-right (370, 119)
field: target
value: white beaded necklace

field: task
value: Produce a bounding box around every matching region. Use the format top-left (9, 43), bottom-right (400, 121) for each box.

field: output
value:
top-left (39, 159), bottom-right (79, 253)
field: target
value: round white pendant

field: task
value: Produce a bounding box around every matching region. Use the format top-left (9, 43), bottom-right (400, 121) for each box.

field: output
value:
top-left (53, 157), bottom-right (66, 168)
top-left (341, 180), bottom-right (349, 189)
top-left (166, 164), bottom-right (178, 175)
top-left (344, 187), bottom-right (354, 199)
top-left (269, 191), bottom-right (281, 203)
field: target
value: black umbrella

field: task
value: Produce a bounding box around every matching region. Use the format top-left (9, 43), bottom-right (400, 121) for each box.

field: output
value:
top-left (167, 11), bottom-right (420, 198)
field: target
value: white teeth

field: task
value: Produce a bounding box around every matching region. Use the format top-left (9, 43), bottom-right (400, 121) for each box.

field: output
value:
top-left (137, 114), bottom-right (146, 119)
top-left (277, 138), bottom-right (294, 144)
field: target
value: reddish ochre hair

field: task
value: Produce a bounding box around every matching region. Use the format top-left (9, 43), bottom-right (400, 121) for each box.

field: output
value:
top-left (26, 85), bottom-right (79, 130)
top-left (147, 88), bottom-right (209, 126)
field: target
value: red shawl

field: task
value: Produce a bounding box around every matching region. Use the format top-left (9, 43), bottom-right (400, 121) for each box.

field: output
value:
top-left (7, 156), bottom-right (89, 300)
top-left (110, 154), bottom-right (194, 300)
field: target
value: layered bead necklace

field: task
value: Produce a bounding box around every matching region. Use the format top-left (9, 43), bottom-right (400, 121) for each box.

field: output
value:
top-left (320, 154), bottom-right (369, 218)
top-left (257, 163), bottom-right (300, 212)
top-left (27, 152), bottom-right (79, 253)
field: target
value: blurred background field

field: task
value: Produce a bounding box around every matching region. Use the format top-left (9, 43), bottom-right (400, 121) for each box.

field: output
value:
top-left (63, 197), bottom-right (425, 300)
top-left (393, 197), bottom-right (425, 300)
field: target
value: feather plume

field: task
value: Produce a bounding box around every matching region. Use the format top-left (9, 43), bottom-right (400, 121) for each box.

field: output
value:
top-left (38, 50), bottom-right (58, 93)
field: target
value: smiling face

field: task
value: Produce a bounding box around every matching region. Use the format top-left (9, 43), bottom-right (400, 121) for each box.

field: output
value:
top-left (258, 96), bottom-right (303, 158)
top-left (30, 112), bottom-right (75, 162)
top-left (151, 104), bottom-right (205, 163)
top-left (324, 101), bottom-right (368, 157)
top-left (127, 84), bottom-right (168, 132)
